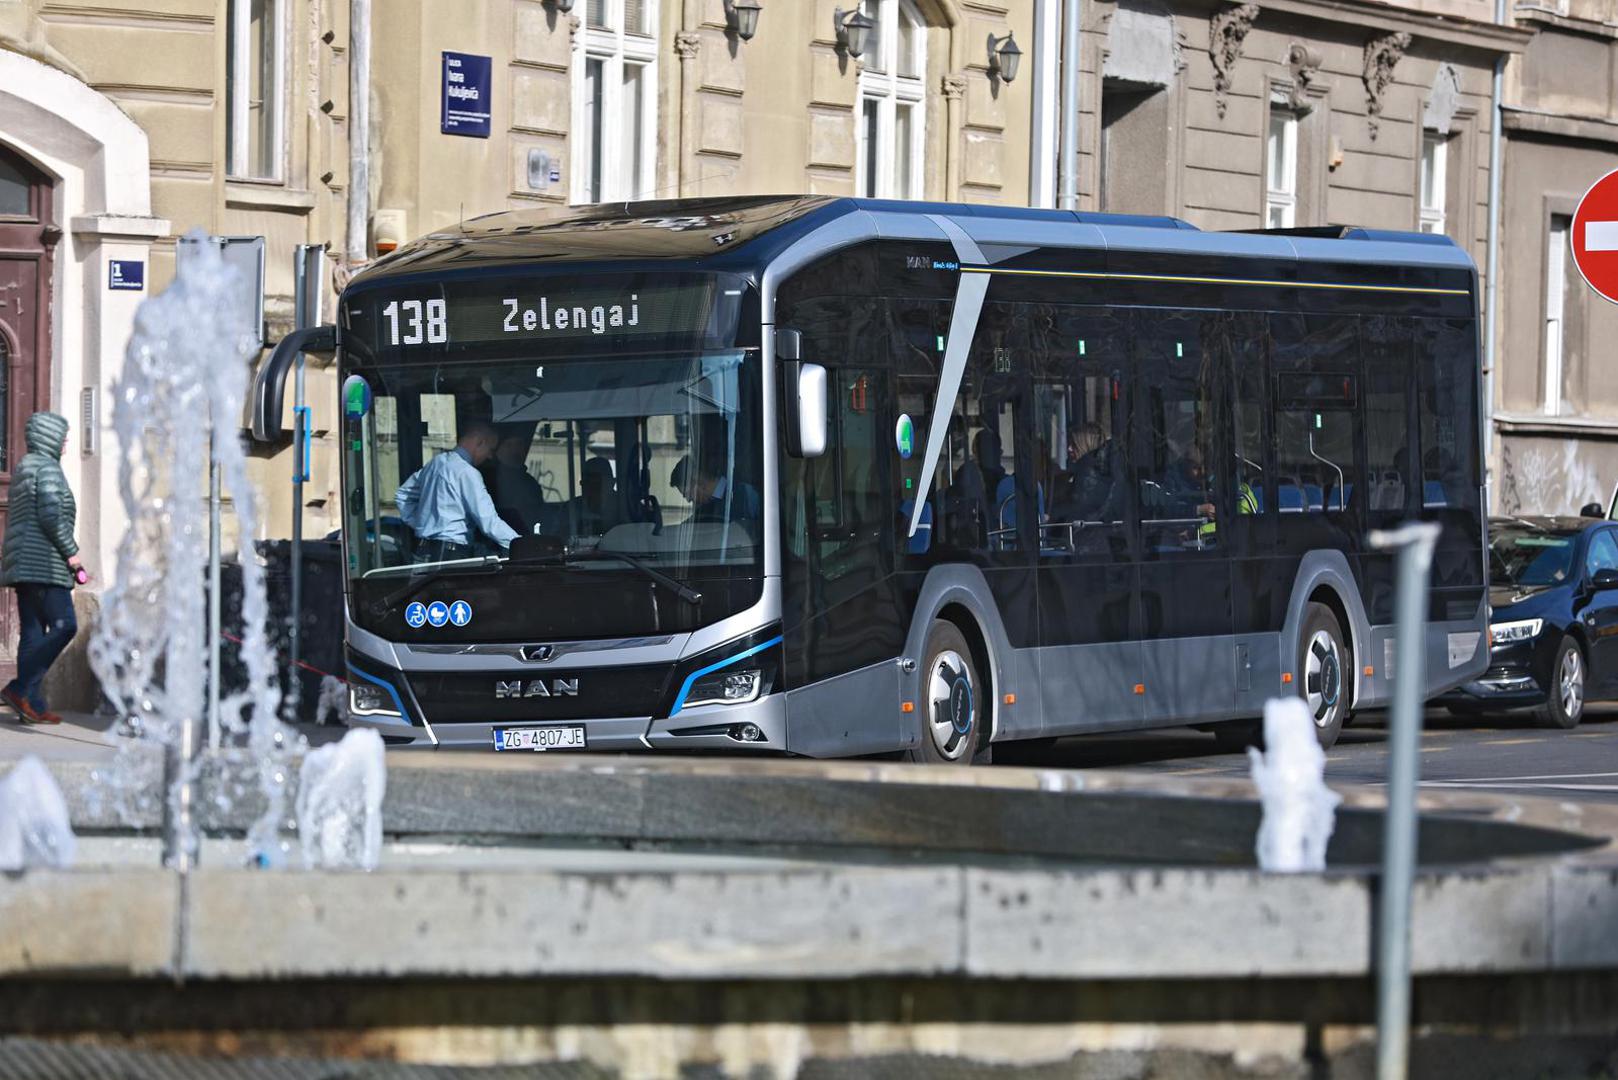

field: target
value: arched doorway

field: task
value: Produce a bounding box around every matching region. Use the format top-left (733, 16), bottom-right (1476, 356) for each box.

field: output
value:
top-left (0, 144), bottom-right (58, 676)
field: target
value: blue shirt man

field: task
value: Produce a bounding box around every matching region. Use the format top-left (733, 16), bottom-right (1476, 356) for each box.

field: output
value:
top-left (671, 454), bottom-right (760, 523)
top-left (394, 420), bottom-right (519, 557)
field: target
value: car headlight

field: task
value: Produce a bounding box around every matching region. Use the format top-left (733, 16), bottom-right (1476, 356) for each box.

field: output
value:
top-left (1489, 618), bottom-right (1542, 646)
top-left (683, 668), bottom-right (764, 709)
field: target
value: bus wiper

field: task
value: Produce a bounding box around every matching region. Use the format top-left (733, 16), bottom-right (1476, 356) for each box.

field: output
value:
top-left (369, 555), bottom-right (504, 613)
top-left (560, 549), bottom-right (702, 606)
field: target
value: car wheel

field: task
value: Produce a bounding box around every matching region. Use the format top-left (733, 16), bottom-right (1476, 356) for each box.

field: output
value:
top-left (1298, 602), bottom-right (1349, 750)
top-left (904, 620), bottom-right (991, 765)
top-left (1535, 636), bottom-right (1585, 730)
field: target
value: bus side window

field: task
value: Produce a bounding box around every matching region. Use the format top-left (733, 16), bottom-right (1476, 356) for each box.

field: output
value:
top-left (1270, 314), bottom-right (1360, 517)
top-left (1134, 310), bottom-right (1221, 554)
top-left (1415, 318), bottom-right (1479, 516)
top-left (1364, 316), bottom-right (1414, 519)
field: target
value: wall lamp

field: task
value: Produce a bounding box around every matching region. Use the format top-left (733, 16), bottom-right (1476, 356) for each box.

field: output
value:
top-left (724, 0), bottom-right (762, 41)
top-left (833, 7), bottom-right (874, 59)
top-left (543, 0), bottom-right (575, 12)
top-left (988, 32), bottom-right (1022, 83)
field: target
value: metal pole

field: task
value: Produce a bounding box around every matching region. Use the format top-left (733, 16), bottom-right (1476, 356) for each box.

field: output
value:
top-left (1481, 0), bottom-right (1507, 500)
top-left (1369, 521), bottom-right (1441, 1080)
top-left (207, 438), bottom-right (222, 751)
top-left (347, 0), bottom-right (372, 266)
top-left (1058, 0), bottom-right (1082, 210)
top-left (288, 244), bottom-right (324, 717)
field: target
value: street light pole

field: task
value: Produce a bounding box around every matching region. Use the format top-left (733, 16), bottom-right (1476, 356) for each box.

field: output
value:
top-left (1368, 521), bottom-right (1441, 1080)
top-left (1059, 0), bottom-right (1082, 210)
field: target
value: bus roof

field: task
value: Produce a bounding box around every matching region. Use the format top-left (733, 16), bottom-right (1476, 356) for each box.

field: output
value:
top-left (353, 195), bottom-right (1475, 287)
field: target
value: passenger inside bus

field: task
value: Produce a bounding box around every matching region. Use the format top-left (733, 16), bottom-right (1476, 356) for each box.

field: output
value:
top-left (1054, 423), bottom-right (1125, 524)
top-left (671, 451), bottom-right (761, 523)
top-left (489, 426), bottom-right (547, 536)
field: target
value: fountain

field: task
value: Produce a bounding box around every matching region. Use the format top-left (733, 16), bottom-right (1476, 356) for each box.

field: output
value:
top-left (85, 230), bottom-right (305, 869)
top-left (0, 756), bottom-right (75, 870)
top-left (1248, 696), bottom-right (1342, 872)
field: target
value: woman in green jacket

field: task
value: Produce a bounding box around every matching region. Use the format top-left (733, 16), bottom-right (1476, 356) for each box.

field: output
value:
top-left (0, 411), bottom-right (88, 725)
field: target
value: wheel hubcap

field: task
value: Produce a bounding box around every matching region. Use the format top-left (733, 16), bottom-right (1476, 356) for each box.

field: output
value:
top-left (927, 649), bottom-right (975, 760)
top-left (1304, 629), bottom-right (1342, 727)
top-left (1561, 649), bottom-right (1584, 719)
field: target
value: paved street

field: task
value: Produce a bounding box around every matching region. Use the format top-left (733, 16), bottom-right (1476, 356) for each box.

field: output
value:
top-left (6, 703), bottom-right (1618, 805)
top-left (1006, 704), bottom-right (1618, 804)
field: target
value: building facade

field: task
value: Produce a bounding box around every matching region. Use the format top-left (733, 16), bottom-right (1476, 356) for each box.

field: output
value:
top-left (1493, 0), bottom-right (1618, 517)
top-left (0, 0), bottom-right (1599, 689)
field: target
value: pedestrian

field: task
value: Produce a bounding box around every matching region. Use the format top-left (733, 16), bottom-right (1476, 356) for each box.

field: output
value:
top-left (0, 412), bottom-right (86, 725)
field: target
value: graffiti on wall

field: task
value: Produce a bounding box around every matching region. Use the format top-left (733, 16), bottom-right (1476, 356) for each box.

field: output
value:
top-left (1499, 439), bottom-right (1606, 517)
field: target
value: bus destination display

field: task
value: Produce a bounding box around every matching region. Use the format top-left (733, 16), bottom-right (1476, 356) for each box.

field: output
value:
top-left (367, 277), bottom-right (720, 348)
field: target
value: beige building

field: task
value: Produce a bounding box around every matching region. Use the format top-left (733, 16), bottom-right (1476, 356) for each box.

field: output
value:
top-left (0, 0), bottom-right (1604, 680)
top-left (1492, 0), bottom-right (1618, 517)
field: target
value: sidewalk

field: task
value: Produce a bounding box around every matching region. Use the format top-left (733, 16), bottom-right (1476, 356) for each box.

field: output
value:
top-left (0, 711), bottom-right (121, 762)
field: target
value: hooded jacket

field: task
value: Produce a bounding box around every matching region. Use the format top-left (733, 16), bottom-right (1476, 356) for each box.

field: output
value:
top-left (1, 412), bottom-right (78, 589)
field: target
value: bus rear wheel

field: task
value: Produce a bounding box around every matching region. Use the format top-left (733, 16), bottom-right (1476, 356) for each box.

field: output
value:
top-left (905, 620), bottom-right (990, 765)
top-left (1299, 602), bottom-right (1349, 750)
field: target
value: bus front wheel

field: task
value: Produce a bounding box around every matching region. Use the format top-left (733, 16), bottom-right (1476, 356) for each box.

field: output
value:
top-left (1298, 602), bottom-right (1349, 750)
top-left (906, 620), bottom-right (991, 765)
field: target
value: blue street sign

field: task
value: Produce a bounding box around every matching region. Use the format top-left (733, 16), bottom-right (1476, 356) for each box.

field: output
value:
top-left (108, 260), bottom-right (145, 291)
top-left (426, 601), bottom-right (450, 628)
top-left (405, 602), bottom-right (428, 628)
top-left (449, 600), bottom-right (473, 627)
top-left (441, 52), bottom-right (492, 138)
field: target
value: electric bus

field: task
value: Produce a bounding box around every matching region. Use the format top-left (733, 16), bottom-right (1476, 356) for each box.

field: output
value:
top-left (256, 196), bottom-right (1488, 759)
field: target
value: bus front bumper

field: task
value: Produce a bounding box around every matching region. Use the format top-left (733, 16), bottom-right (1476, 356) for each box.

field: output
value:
top-left (345, 692), bottom-right (789, 753)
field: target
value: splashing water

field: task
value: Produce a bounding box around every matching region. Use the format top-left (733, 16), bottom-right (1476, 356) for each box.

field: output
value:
top-left (314, 675), bottom-right (349, 727)
top-left (1249, 697), bottom-right (1341, 872)
top-left (296, 728), bottom-right (386, 870)
top-left (87, 230), bottom-right (294, 867)
top-left (0, 757), bottom-right (76, 870)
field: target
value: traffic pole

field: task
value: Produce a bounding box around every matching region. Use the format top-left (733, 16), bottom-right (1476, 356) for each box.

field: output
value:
top-left (1368, 521), bottom-right (1440, 1080)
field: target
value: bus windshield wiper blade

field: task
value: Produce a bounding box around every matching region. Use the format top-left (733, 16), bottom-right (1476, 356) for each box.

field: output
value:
top-left (564, 549), bottom-right (702, 606)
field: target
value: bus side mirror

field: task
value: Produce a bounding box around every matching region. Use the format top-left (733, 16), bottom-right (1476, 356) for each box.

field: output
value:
top-left (784, 362), bottom-right (827, 458)
top-left (251, 324), bottom-right (338, 442)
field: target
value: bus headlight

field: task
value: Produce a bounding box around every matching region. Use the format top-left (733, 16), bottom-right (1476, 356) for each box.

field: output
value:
top-left (684, 668), bottom-right (763, 709)
top-left (350, 682), bottom-right (401, 716)
top-left (1489, 618), bottom-right (1542, 646)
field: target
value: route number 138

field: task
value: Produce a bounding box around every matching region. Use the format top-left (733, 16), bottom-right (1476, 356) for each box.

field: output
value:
top-left (383, 299), bottom-right (448, 345)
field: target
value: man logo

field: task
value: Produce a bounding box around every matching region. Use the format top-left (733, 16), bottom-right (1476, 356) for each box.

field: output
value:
top-left (495, 679), bottom-right (580, 699)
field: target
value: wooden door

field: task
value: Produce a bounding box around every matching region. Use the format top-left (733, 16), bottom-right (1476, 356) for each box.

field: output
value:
top-left (0, 146), bottom-right (58, 679)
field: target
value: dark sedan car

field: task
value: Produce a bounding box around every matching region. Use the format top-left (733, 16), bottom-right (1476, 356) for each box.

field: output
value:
top-left (1442, 516), bottom-right (1618, 728)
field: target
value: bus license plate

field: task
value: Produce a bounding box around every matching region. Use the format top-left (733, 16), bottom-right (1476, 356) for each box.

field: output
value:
top-left (493, 726), bottom-right (586, 752)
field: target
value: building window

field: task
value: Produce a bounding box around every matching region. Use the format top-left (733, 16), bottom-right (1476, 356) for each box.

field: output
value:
top-left (573, 0), bottom-right (657, 203)
top-left (225, 0), bottom-right (285, 181)
top-left (1544, 214), bottom-right (1570, 416)
top-left (855, 0), bottom-right (926, 199)
top-left (1265, 101), bottom-right (1297, 228)
top-left (1419, 132), bottom-right (1447, 234)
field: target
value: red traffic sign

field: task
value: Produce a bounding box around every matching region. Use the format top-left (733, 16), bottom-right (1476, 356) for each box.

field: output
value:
top-left (1572, 168), bottom-right (1618, 305)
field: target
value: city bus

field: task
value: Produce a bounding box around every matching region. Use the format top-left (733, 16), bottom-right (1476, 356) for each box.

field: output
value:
top-left (257, 196), bottom-right (1488, 759)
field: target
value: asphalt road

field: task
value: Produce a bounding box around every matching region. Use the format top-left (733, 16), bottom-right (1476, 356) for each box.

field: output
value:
top-left (999, 703), bottom-right (1618, 804)
top-left (8, 703), bottom-right (1618, 806)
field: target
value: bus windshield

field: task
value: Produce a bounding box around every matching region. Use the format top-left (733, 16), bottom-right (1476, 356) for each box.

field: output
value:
top-left (341, 349), bottom-right (763, 584)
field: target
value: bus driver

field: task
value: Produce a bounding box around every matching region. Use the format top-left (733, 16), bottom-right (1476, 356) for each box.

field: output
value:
top-left (395, 419), bottom-right (520, 562)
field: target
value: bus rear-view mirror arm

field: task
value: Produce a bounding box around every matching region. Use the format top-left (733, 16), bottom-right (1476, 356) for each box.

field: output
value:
top-left (250, 323), bottom-right (339, 443)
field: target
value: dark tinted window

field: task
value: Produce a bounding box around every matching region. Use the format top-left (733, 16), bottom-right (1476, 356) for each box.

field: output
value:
top-left (1415, 319), bottom-right (1479, 513)
top-left (1271, 314), bottom-right (1359, 516)
top-left (1134, 310), bottom-right (1222, 554)
top-left (1363, 316), bottom-right (1414, 519)
top-left (1033, 305), bottom-right (1130, 561)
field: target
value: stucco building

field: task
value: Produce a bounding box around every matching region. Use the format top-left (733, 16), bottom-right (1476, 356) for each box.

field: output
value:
top-left (0, 0), bottom-right (1604, 685)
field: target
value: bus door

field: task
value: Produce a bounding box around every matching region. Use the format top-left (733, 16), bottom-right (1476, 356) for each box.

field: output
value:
top-left (1132, 309), bottom-right (1237, 726)
top-left (1032, 305), bottom-right (1143, 734)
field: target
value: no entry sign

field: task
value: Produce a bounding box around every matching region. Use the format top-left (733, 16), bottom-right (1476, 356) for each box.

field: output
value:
top-left (1572, 168), bottom-right (1618, 305)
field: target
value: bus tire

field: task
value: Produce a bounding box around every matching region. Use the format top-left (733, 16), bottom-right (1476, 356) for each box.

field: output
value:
top-left (1298, 602), bottom-right (1349, 750)
top-left (1534, 636), bottom-right (1585, 730)
top-left (905, 620), bottom-right (990, 765)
